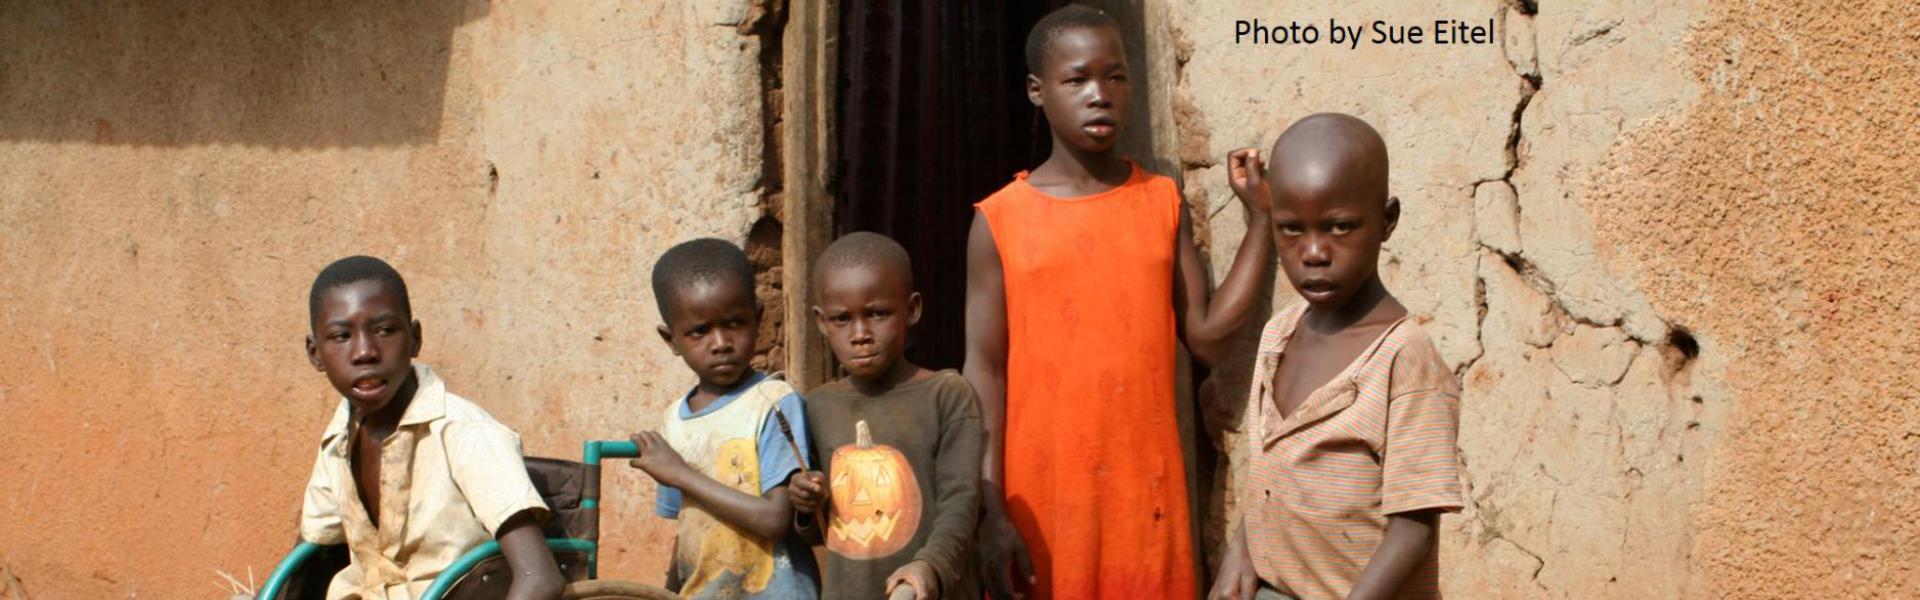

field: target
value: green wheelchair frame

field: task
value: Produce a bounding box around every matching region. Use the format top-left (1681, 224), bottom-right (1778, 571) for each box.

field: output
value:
top-left (256, 439), bottom-right (657, 600)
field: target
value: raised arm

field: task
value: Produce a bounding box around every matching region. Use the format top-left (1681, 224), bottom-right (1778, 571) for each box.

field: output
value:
top-left (1173, 148), bottom-right (1275, 366)
top-left (630, 431), bottom-right (795, 541)
top-left (963, 211), bottom-right (1035, 599)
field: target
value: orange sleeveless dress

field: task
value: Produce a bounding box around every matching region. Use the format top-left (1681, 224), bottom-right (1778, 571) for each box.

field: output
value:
top-left (976, 164), bottom-right (1195, 599)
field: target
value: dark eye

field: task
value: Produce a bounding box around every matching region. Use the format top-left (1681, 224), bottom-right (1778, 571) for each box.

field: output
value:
top-left (1065, 76), bottom-right (1087, 85)
top-left (1276, 222), bottom-right (1304, 236)
top-left (1331, 221), bottom-right (1357, 234)
top-left (330, 332), bottom-right (350, 342)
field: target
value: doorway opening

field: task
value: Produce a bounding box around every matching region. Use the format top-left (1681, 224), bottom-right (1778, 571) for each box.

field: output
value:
top-left (832, 0), bottom-right (1058, 370)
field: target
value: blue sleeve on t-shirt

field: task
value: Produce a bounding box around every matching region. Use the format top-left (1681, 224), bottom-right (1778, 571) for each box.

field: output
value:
top-left (757, 392), bottom-right (811, 494)
top-left (654, 483), bottom-right (682, 519)
top-left (654, 391), bottom-right (810, 519)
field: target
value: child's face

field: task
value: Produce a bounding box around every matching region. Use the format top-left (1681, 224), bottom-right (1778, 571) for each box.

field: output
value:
top-left (1028, 25), bottom-right (1131, 154)
top-left (1268, 173), bottom-right (1399, 310)
top-left (814, 263), bottom-right (921, 383)
top-left (657, 278), bottom-right (759, 392)
top-left (306, 280), bottom-right (421, 414)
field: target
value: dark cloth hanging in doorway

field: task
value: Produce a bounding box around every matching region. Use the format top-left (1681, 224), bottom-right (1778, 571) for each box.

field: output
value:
top-left (835, 0), bottom-right (1056, 371)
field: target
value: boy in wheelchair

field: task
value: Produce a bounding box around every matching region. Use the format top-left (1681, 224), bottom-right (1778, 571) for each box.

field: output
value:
top-left (290, 256), bottom-right (564, 600)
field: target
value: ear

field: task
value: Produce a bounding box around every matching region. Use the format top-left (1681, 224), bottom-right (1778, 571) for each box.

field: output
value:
top-left (656, 324), bottom-right (681, 356)
top-left (813, 304), bottom-right (829, 338)
top-left (408, 319), bottom-right (423, 358)
top-left (1026, 73), bottom-right (1044, 107)
top-left (305, 334), bottom-right (324, 372)
top-left (906, 291), bottom-right (924, 327)
top-left (1381, 195), bottom-right (1401, 242)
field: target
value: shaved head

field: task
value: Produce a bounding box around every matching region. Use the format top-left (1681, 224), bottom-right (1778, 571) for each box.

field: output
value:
top-left (814, 231), bottom-right (913, 295)
top-left (1268, 112), bottom-right (1390, 209)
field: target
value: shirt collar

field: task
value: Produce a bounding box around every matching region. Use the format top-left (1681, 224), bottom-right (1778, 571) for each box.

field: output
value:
top-left (677, 370), bottom-right (769, 420)
top-left (321, 363), bottom-right (448, 443)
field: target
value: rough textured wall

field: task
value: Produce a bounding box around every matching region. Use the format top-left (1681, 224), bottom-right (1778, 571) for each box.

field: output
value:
top-left (0, 1), bottom-right (778, 597)
top-left (1160, 0), bottom-right (1916, 596)
top-left (1588, 1), bottom-right (1919, 595)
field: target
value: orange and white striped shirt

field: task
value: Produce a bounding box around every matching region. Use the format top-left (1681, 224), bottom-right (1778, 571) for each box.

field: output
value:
top-left (1242, 303), bottom-right (1463, 600)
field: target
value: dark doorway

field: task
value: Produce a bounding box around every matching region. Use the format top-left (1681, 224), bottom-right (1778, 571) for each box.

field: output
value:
top-left (833, 0), bottom-right (1059, 371)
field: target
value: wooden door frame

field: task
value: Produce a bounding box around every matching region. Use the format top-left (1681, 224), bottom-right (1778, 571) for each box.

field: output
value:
top-left (779, 0), bottom-right (838, 390)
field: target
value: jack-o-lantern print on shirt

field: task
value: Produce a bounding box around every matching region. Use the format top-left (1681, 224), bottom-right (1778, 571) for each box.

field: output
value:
top-left (826, 420), bottom-right (923, 559)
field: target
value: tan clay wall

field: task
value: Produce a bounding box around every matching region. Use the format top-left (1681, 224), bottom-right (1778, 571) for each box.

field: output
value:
top-left (1160, 0), bottom-right (1917, 597)
top-left (0, 1), bottom-right (782, 597)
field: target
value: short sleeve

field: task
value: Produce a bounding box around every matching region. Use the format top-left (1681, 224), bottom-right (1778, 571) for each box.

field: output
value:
top-left (755, 392), bottom-right (811, 495)
top-left (1379, 343), bottom-right (1465, 515)
top-left (443, 421), bottom-right (550, 535)
top-left (655, 484), bottom-right (682, 519)
top-left (298, 444), bottom-right (345, 545)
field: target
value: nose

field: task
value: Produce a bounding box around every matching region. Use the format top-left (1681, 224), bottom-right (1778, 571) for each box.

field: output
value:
top-left (349, 332), bottom-right (380, 365)
top-left (849, 318), bottom-right (874, 345)
top-left (1087, 81), bottom-right (1112, 107)
top-left (709, 329), bottom-right (737, 355)
top-left (1301, 234), bottom-right (1332, 267)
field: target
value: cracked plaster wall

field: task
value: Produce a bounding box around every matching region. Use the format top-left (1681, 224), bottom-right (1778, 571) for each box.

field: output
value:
top-left (2, 1), bottom-right (1913, 598)
top-left (1161, 0), bottom-right (1915, 597)
top-left (0, 1), bottom-right (778, 597)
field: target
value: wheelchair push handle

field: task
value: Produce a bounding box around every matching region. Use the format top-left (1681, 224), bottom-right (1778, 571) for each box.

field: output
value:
top-left (582, 439), bottom-right (639, 464)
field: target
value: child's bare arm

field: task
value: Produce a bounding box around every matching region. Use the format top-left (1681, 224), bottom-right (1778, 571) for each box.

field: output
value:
top-left (497, 509), bottom-right (564, 600)
top-left (964, 213), bottom-right (1011, 514)
top-left (1173, 148), bottom-right (1275, 366)
top-left (629, 431), bottom-right (795, 542)
top-left (964, 212), bottom-right (1036, 598)
top-left (1207, 516), bottom-right (1260, 600)
top-left (1346, 509), bottom-right (1440, 600)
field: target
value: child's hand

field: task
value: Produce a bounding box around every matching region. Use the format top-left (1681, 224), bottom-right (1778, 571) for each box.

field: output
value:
top-left (1227, 147), bottom-right (1272, 216)
top-left (1206, 534), bottom-right (1259, 600)
top-left (975, 510), bottom-right (1035, 600)
top-left (627, 431), bottom-right (690, 487)
top-left (886, 560), bottom-right (938, 600)
top-left (787, 470), bottom-right (828, 514)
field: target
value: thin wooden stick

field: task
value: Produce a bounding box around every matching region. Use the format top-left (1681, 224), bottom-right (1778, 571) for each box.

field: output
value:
top-left (772, 408), bottom-right (809, 470)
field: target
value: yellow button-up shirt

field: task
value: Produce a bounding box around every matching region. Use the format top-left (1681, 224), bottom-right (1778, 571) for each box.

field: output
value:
top-left (299, 364), bottom-right (547, 600)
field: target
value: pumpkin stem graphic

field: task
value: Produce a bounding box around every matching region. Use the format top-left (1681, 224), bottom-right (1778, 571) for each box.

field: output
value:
top-left (855, 420), bottom-right (874, 448)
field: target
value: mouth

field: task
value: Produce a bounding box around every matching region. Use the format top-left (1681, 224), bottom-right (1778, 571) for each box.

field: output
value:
top-left (1298, 279), bottom-right (1339, 301)
top-left (1082, 116), bottom-right (1118, 139)
top-left (349, 375), bottom-right (389, 397)
top-left (846, 355), bottom-right (880, 368)
top-left (709, 361), bottom-right (741, 373)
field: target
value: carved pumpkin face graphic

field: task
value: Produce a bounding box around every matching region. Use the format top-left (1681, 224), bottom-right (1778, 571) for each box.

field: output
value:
top-left (827, 420), bottom-right (923, 559)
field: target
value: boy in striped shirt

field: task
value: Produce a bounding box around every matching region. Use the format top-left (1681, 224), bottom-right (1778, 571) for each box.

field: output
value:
top-left (1209, 113), bottom-right (1464, 600)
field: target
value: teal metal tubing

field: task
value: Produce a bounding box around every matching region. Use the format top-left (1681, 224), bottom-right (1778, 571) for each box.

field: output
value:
top-left (419, 538), bottom-right (597, 600)
top-left (583, 439), bottom-right (639, 465)
top-left (257, 541), bottom-right (326, 600)
top-left (263, 441), bottom-right (636, 600)
top-left (581, 440), bottom-right (639, 510)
